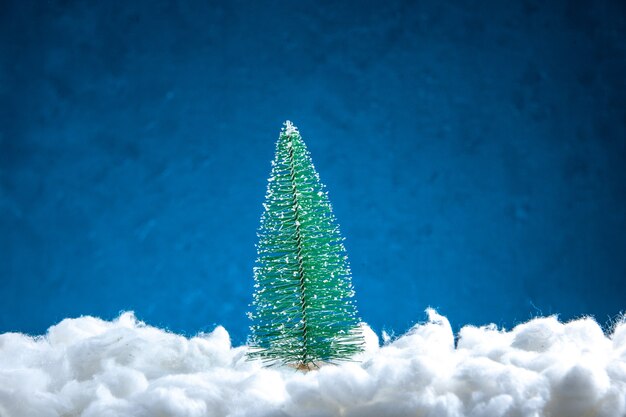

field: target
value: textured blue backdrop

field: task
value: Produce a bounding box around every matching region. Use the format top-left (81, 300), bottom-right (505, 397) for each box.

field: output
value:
top-left (1, 0), bottom-right (625, 343)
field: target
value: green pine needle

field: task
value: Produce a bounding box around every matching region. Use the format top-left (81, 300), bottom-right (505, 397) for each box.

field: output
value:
top-left (248, 121), bottom-right (364, 369)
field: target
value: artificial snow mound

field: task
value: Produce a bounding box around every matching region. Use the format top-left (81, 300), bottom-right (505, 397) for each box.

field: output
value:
top-left (1, 310), bottom-right (625, 417)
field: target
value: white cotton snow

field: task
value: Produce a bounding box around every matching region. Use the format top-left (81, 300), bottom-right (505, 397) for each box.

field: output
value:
top-left (1, 310), bottom-right (626, 417)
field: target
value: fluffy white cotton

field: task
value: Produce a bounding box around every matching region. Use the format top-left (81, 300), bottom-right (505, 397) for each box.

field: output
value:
top-left (1, 310), bottom-right (626, 417)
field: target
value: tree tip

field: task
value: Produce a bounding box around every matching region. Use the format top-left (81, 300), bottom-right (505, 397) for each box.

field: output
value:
top-left (282, 120), bottom-right (300, 137)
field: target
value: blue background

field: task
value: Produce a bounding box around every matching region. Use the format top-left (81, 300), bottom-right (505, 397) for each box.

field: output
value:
top-left (1, 0), bottom-right (625, 343)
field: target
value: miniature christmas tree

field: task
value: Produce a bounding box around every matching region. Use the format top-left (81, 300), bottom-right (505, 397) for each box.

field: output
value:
top-left (248, 121), bottom-right (364, 370)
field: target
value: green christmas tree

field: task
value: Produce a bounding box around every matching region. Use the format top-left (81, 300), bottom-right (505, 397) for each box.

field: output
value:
top-left (248, 121), bottom-right (364, 370)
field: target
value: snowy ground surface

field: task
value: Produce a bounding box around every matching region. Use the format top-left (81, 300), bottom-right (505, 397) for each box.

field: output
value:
top-left (1, 310), bottom-right (625, 417)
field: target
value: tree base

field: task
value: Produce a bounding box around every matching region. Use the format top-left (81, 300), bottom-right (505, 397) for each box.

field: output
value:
top-left (288, 361), bottom-right (329, 372)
